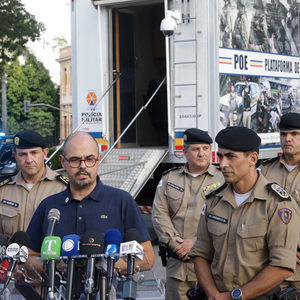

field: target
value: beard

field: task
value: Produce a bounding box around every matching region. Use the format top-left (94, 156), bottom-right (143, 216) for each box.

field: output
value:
top-left (74, 169), bottom-right (92, 187)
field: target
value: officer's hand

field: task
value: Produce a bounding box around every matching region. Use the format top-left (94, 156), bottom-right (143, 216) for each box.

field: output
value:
top-left (208, 291), bottom-right (232, 300)
top-left (296, 249), bottom-right (300, 265)
top-left (56, 260), bottom-right (68, 277)
top-left (174, 238), bottom-right (194, 261)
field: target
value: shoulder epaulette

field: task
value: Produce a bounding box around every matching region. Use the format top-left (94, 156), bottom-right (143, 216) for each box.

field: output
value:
top-left (262, 156), bottom-right (280, 165)
top-left (267, 182), bottom-right (291, 201)
top-left (0, 177), bottom-right (12, 188)
top-left (205, 182), bottom-right (228, 199)
top-left (55, 175), bottom-right (69, 185)
top-left (162, 166), bottom-right (181, 176)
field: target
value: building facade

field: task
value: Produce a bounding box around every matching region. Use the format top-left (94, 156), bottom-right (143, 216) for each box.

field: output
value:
top-left (57, 46), bottom-right (72, 142)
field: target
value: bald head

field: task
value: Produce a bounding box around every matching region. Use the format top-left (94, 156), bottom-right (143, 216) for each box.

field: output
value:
top-left (62, 132), bottom-right (100, 157)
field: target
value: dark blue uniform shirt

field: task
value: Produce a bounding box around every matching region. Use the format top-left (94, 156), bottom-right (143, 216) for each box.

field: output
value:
top-left (27, 177), bottom-right (150, 252)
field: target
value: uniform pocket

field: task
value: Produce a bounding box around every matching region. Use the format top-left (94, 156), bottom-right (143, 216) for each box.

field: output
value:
top-left (0, 205), bottom-right (20, 238)
top-left (207, 219), bottom-right (228, 261)
top-left (165, 184), bottom-right (184, 216)
top-left (237, 222), bottom-right (267, 257)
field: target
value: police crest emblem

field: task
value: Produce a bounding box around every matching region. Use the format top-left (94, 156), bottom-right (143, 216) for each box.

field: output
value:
top-left (278, 208), bottom-right (292, 224)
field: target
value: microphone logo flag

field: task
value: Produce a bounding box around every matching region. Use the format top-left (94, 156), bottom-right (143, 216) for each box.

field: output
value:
top-left (41, 236), bottom-right (62, 261)
top-left (119, 241), bottom-right (143, 261)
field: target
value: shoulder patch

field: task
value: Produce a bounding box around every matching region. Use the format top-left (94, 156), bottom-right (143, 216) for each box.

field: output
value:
top-left (267, 183), bottom-right (291, 201)
top-left (262, 156), bottom-right (280, 165)
top-left (56, 175), bottom-right (69, 185)
top-left (205, 182), bottom-right (228, 199)
top-left (162, 166), bottom-right (181, 176)
top-left (0, 177), bottom-right (12, 188)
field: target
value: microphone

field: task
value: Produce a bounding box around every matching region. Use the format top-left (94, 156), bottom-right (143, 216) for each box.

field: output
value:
top-left (0, 234), bottom-right (8, 264)
top-left (46, 208), bottom-right (60, 237)
top-left (120, 229), bottom-right (143, 300)
top-left (0, 231), bottom-right (30, 296)
top-left (81, 231), bottom-right (105, 300)
top-left (104, 229), bottom-right (122, 295)
top-left (0, 234), bottom-right (8, 282)
top-left (61, 234), bottom-right (81, 300)
top-left (41, 209), bottom-right (60, 300)
top-left (41, 236), bottom-right (62, 300)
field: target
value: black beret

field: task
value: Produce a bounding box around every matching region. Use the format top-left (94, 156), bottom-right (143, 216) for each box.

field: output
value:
top-left (216, 126), bottom-right (261, 151)
top-left (279, 113), bottom-right (300, 130)
top-left (13, 130), bottom-right (47, 149)
top-left (184, 128), bottom-right (213, 144)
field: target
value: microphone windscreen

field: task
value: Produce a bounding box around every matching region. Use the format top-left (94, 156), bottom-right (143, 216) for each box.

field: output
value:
top-left (123, 228), bottom-right (141, 243)
top-left (11, 231), bottom-right (30, 247)
top-left (48, 208), bottom-right (60, 222)
top-left (104, 229), bottom-right (122, 246)
top-left (0, 234), bottom-right (8, 249)
top-left (81, 231), bottom-right (105, 256)
top-left (61, 234), bottom-right (81, 257)
top-left (41, 236), bottom-right (62, 261)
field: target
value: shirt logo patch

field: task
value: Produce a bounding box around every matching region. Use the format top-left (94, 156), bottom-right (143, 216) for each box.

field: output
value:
top-left (167, 182), bottom-right (184, 192)
top-left (278, 208), bottom-right (292, 224)
top-left (208, 213), bottom-right (228, 224)
top-left (271, 184), bottom-right (289, 199)
top-left (101, 215), bottom-right (108, 219)
top-left (2, 199), bottom-right (19, 208)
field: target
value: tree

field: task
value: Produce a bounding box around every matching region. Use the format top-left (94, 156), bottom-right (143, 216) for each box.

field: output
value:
top-left (52, 36), bottom-right (68, 53)
top-left (5, 51), bottom-right (60, 144)
top-left (0, 0), bottom-right (45, 73)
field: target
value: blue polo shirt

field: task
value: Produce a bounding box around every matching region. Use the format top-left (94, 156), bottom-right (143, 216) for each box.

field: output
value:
top-left (27, 177), bottom-right (150, 253)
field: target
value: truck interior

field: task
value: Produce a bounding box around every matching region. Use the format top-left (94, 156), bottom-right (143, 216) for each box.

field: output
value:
top-left (112, 3), bottom-right (168, 148)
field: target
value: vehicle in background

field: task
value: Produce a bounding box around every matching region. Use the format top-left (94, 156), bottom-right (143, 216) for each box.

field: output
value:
top-left (0, 142), bottom-right (18, 180)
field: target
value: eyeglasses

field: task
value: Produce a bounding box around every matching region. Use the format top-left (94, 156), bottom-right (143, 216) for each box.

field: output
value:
top-left (63, 156), bottom-right (99, 168)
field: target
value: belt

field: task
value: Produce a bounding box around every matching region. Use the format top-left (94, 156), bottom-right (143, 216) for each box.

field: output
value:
top-left (244, 108), bottom-right (251, 111)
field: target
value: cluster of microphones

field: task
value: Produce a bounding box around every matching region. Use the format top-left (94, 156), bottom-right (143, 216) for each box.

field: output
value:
top-left (0, 208), bottom-right (145, 300)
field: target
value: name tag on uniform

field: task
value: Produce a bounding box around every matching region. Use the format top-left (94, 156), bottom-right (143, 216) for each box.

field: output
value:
top-left (208, 213), bottom-right (228, 224)
top-left (1, 199), bottom-right (19, 208)
top-left (167, 182), bottom-right (184, 192)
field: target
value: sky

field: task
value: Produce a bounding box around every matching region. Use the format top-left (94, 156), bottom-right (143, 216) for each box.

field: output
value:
top-left (21, 0), bottom-right (71, 84)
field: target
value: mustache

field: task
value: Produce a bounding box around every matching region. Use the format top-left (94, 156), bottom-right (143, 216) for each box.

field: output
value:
top-left (221, 168), bottom-right (233, 172)
top-left (75, 169), bottom-right (91, 177)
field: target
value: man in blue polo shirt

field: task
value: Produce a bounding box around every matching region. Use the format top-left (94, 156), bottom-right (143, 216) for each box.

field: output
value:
top-left (26, 131), bottom-right (155, 273)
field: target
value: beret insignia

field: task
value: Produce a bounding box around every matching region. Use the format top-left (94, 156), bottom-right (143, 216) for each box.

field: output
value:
top-left (14, 137), bottom-right (20, 146)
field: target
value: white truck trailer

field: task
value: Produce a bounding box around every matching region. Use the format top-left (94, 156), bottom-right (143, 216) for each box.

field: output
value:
top-left (71, 0), bottom-right (300, 201)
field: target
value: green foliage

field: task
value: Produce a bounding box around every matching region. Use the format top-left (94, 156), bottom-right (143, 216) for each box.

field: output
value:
top-left (52, 36), bottom-right (68, 53)
top-left (48, 147), bottom-right (63, 170)
top-left (0, 0), bottom-right (45, 73)
top-left (4, 52), bottom-right (60, 140)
